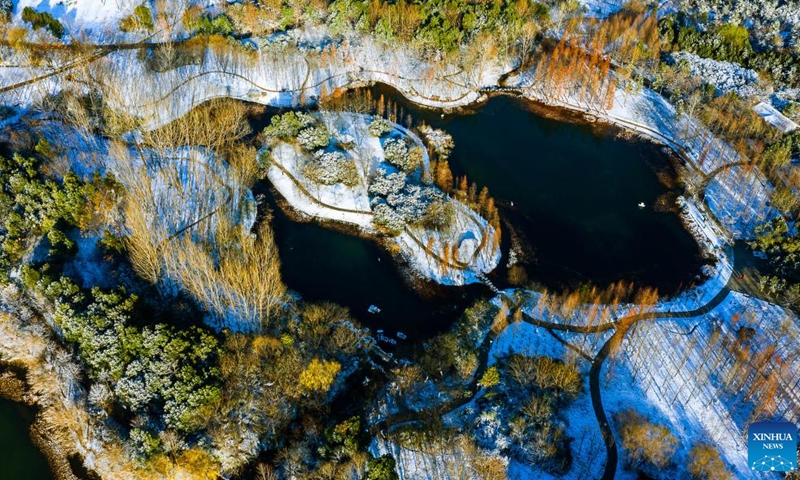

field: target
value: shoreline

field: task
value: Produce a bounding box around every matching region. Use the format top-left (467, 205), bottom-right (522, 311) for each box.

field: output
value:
top-left (266, 183), bottom-right (457, 297)
top-left (0, 364), bottom-right (82, 480)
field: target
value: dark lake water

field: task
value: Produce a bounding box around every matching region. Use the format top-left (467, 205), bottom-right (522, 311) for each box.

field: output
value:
top-left (0, 399), bottom-right (52, 480)
top-left (259, 191), bottom-right (484, 341)
top-left (424, 95), bottom-right (703, 293)
top-left (251, 89), bottom-right (703, 337)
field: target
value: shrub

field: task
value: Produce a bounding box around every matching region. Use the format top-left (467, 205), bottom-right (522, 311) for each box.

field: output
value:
top-left (368, 117), bottom-right (393, 137)
top-left (387, 184), bottom-right (444, 225)
top-left (687, 442), bottom-right (731, 479)
top-left (256, 149), bottom-right (272, 175)
top-left (415, 13), bottom-right (463, 53)
top-left (299, 358), bottom-right (341, 393)
top-left (303, 151), bottom-right (359, 186)
top-left (615, 409), bottom-right (679, 470)
top-left (383, 138), bottom-right (417, 172)
top-left (184, 13), bottom-right (235, 36)
top-left (366, 455), bottom-right (399, 480)
top-left (716, 24), bottom-right (752, 59)
top-left (372, 202), bottom-right (406, 235)
top-left (408, 146), bottom-right (424, 169)
top-left (130, 428), bottom-right (161, 457)
top-left (120, 5), bottom-right (154, 32)
top-left (421, 196), bottom-right (454, 230)
top-left (263, 112), bottom-right (315, 141)
top-left (297, 125), bottom-right (331, 151)
top-left (321, 416), bottom-right (363, 459)
top-left (478, 366), bottom-right (500, 388)
top-left (207, 14), bottom-right (235, 35)
top-left (22, 7), bottom-right (65, 38)
top-left (368, 169), bottom-right (406, 196)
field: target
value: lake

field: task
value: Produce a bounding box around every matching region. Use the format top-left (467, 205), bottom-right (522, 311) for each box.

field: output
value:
top-left (250, 89), bottom-right (704, 339)
top-left (0, 399), bottom-right (52, 480)
top-left (411, 93), bottom-right (705, 293)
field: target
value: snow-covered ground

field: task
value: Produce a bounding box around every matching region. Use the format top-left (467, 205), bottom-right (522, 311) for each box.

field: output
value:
top-left (578, 0), bottom-right (627, 18)
top-left (753, 101), bottom-right (799, 133)
top-left (113, 146), bottom-right (257, 244)
top-left (624, 291), bottom-right (800, 478)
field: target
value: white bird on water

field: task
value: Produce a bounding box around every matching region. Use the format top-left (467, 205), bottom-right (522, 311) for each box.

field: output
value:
top-left (638, 202), bottom-right (646, 208)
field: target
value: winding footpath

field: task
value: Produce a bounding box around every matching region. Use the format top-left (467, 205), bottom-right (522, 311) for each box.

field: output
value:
top-left (588, 285), bottom-right (732, 480)
top-left (373, 278), bottom-right (735, 480)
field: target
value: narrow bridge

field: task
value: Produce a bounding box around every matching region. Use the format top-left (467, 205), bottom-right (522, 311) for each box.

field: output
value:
top-left (475, 271), bottom-right (503, 296)
top-left (479, 85), bottom-right (523, 95)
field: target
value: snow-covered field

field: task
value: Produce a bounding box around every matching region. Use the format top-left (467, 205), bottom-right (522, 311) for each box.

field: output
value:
top-left (578, 0), bottom-right (627, 18)
top-left (484, 287), bottom-right (800, 480)
top-left (133, 146), bottom-right (257, 242)
top-left (624, 291), bottom-right (800, 478)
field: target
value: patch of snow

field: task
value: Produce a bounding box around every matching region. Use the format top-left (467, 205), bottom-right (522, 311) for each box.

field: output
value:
top-left (671, 52), bottom-right (760, 98)
top-left (578, 0), bottom-right (626, 18)
top-left (753, 101), bottom-right (799, 133)
top-left (61, 235), bottom-right (116, 289)
top-left (488, 321), bottom-right (566, 365)
top-left (14, 0), bottom-right (137, 39)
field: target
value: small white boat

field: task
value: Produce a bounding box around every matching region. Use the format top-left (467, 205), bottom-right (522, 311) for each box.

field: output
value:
top-left (369, 306), bottom-right (382, 314)
top-left (638, 202), bottom-right (646, 208)
top-left (396, 331), bottom-right (407, 340)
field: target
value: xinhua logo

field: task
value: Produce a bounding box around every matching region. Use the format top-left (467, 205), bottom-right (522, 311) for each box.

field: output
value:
top-left (748, 422), bottom-right (797, 472)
